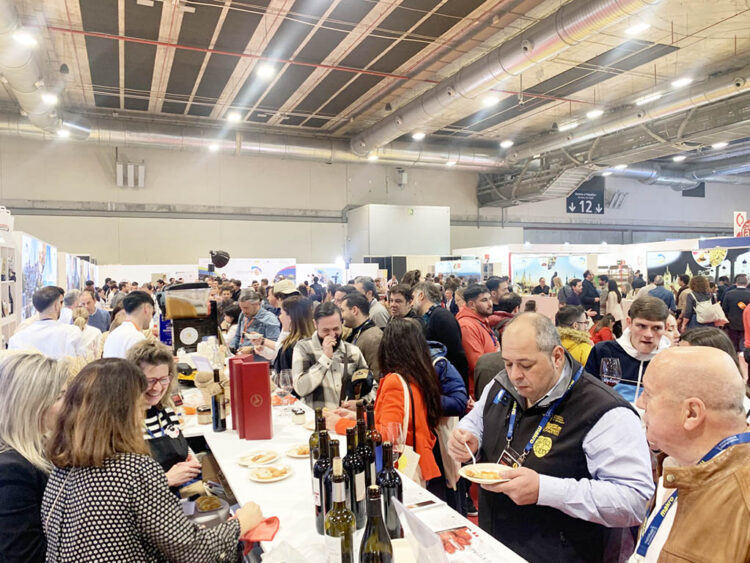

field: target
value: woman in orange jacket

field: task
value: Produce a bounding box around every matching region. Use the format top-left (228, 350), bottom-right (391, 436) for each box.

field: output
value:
top-left (327, 318), bottom-right (443, 482)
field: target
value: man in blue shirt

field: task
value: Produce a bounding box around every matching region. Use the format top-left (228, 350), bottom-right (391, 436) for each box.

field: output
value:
top-left (80, 289), bottom-right (110, 332)
top-left (230, 289), bottom-right (281, 355)
top-left (648, 275), bottom-right (676, 312)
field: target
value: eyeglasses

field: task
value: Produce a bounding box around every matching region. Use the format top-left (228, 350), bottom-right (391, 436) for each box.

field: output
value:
top-left (146, 376), bottom-right (171, 388)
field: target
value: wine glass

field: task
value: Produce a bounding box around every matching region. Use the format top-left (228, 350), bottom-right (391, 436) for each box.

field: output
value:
top-left (277, 369), bottom-right (294, 413)
top-left (384, 422), bottom-right (405, 457)
top-left (600, 358), bottom-right (622, 387)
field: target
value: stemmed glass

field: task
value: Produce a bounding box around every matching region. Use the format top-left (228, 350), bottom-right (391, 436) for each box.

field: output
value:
top-left (600, 358), bottom-right (622, 387)
top-left (383, 422), bottom-right (406, 457)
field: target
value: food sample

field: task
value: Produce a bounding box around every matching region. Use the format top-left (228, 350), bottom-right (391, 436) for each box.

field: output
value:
top-left (195, 496), bottom-right (223, 512)
top-left (253, 466), bottom-right (289, 480)
top-left (239, 450), bottom-right (278, 465)
top-left (464, 467), bottom-right (505, 480)
top-left (294, 444), bottom-right (310, 456)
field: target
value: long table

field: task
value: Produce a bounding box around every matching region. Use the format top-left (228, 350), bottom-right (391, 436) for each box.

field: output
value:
top-left (198, 406), bottom-right (526, 562)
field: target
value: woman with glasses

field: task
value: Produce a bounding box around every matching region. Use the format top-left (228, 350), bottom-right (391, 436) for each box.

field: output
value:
top-left (126, 340), bottom-right (200, 490)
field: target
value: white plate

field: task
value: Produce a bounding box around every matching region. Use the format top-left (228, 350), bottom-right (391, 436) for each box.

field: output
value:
top-left (236, 449), bottom-right (280, 467)
top-left (459, 463), bottom-right (511, 485)
top-left (286, 444), bottom-right (310, 458)
top-left (247, 464), bottom-right (293, 483)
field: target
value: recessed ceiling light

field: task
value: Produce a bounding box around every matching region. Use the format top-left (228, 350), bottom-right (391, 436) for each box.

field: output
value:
top-left (256, 63), bottom-right (276, 79)
top-left (42, 93), bottom-right (58, 106)
top-left (208, 143), bottom-right (219, 152)
top-left (533, 154), bottom-right (541, 159)
top-left (367, 154), bottom-right (378, 161)
top-left (524, 241), bottom-right (531, 247)
top-left (613, 164), bottom-right (628, 170)
top-left (671, 77), bottom-right (693, 89)
top-left (625, 22), bottom-right (650, 36)
top-left (558, 121), bottom-right (579, 132)
top-left (500, 140), bottom-right (514, 149)
top-left (56, 128), bottom-right (70, 138)
top-left (601, 171), bottom-right (613, 176)
top-left (711, 141), bottom-right (728, 149)
top-left (635, 92), bottom-right (662, 106)
top-left (226, 111), bottom-right (242, 122)
top-left (482, 95), bottom-right (500, 107)
top-left (672, 155), bottom-right (686, 162)
top-left (12, 30), bottom-right (37, 47)
top-left (411, 132), bottom-right (426, 141)
top-left (446, 161), bottom-right (457, 167)
top-left (586, 108), bottom-right (604, 119)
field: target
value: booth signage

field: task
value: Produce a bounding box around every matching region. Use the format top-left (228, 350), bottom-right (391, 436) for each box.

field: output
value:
top-left (733, 211), bottom-right (749, 237)
top-left (566, 180), bottom-right (604, 215)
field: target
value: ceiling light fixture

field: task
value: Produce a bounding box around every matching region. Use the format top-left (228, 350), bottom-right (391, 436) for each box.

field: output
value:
top-left (533, 154), bottom-right (541, 159)
top-left (671, 77), bottom-right (693, 89)
top-left (586, 108), bottom-right (604, 119)
top-left (42, 93), bottom-right (58, 106)
top-left (613, 164), bottom-right (628, 170)
top-left (256, 63), bottom-right (276, 79)
top-left (672, 155), bottom-right (686, 162)
top-left (601, 171), bottom-right (613, 176)
top-left (411, 132), bottom-right (426, 141)
top-left (635, 92), bottom-right (662, 106)
top-left (482, 95), bottom-right (500, 107)
top-left (367, 154), bottom-right (378, 161)
top-left (625, 22), bottom-right (650, 36)
top-left (558, 121), bottom-right (579, 132)
top-left (711, 141), bottom-right (728, 149)
top-left (446, 161), bottom-right (457, 167)
top-left (226, 111), bottom-right (242, 122)
top-left (56, 128), bottom-right (70, 138)
top-left (500, 140), bottom-right (514, 149)
top-left (208, 143), bottom-right (219, 152)
top-left (12, 30), bottom-right (37, 47)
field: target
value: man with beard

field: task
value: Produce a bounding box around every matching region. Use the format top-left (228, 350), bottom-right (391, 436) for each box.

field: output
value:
top-left (387, 284), bottom-right (423, 327)
top-left (292, 302), bottom-right (369, 409)
top-left (456, 283), bottom-right (499, 397)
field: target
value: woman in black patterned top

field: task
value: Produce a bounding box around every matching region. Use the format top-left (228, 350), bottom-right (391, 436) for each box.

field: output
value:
top-left (127, 340), bottom-right (201, 490)
top-left (42, 358), bottom-right (263, 562)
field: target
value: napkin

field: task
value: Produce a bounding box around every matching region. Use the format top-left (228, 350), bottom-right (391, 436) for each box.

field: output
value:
top-left (241, 517), bottom-right (280, 555)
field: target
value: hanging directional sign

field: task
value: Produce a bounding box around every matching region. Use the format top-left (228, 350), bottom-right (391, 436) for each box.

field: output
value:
top-left (566, 177), bottom-right (604, 215)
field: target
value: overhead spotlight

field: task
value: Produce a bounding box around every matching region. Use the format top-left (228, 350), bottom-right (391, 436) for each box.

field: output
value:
top-left (482, 95), bottom-right (500, 107)
top-left (613, 164), bottom-right (628, 170)
top-left (523, 241), bottom-right (531, 247)
top-left (558, 121), bottom-right (579, 132)
top-left (56, 128), bottom-right (70, 138)
top-left (500, 140), bottom-right (514, 149)
top-left (586, 108), bottom-right (604, 119)
top-left (446, 161), bottom-right (457, 167)
top-left (256, 63), bottom-right (276, 79)
top-left (601, 171), bottom-right (613, 176)
top-left (625, 22), bottom-right (650, 36)
top-left (601, 241), bottom-right (608, 246)
top-left (226, 111), bottom-right (242, 122)
top-left (564, 242), bottom-right (571, 246)
top-left (672, 155), bottom-right (686, 162)
top-left (367, 154), bottom-right (378, 161)
top-left (411, 132), bottom-right (426, 141)
top-left (671, 77), bottom-right (693, 89)
top-left (208, 143), bottom-right (219, 152)
top-left (711, 141), bottom-right (728, 149)
top-left (635, 92), bottom-right (662, 106)
top-left (12, 30), bottom-right (37, 47)
top-left (533, 153), bottom-right (541, 159)
top-left (210, 250), bottom-right (230, 269)
top-left (42, 93), bottom-right (58, 106)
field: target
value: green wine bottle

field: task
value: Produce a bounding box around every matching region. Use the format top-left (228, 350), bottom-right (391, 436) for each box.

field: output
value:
top-left (309, 407), bottom-right (324, 471)
top-left (324, 457), bottom-right (356, 563)
top-left (359, 486), bottom-right (393, 563)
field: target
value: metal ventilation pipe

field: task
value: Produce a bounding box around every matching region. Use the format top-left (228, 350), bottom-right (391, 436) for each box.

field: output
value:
top-left (0, 112), bottom-right (505, 171)
top-left (508, 65), bottom-right (750, 163)
top-left (350, 0), bottom-right (661, 156)
top-left (607, 154), bottom-right (750, 190)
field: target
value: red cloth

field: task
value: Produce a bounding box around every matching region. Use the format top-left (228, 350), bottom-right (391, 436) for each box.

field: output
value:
top-left (589, 326), bottom-right (614, 344)
top-left (240, 516), bottom-right (280, 555)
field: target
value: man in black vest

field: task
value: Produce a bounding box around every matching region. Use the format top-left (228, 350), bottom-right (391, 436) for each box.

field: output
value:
top-left (448, 313), bottom-right (654, 562)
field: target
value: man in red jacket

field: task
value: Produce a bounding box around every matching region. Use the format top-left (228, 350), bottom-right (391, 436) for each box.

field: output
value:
top-left (456, 283), bottom-right (499, 397)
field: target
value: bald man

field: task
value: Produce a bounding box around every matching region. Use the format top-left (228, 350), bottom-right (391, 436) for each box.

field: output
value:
top-left (448, 313), bottom-right (653, 562)
top-left (632, 347), bottom-right (750, 562)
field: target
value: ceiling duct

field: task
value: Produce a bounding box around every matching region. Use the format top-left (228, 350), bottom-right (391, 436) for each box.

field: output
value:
top-left (350, 0), bottom-right (661, 156)
top-left (0, 112), bottom-right (504, 171)
top-left (609, 154), bottom-right (750, 190)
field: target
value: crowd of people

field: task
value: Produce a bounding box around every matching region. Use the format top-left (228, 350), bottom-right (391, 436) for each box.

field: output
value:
top-left (1, 267), bottom-right (749, 562)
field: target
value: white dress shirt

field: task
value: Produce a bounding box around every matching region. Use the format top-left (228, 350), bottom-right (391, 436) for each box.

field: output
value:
top-left (8, 319), bottom-right (85, 359)
top-left (102, 321), bottom-right (146, 359)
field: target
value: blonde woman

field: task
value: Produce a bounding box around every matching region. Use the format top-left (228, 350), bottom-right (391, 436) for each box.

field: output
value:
top-left (72, 307), bottom-right (102, 360)
top-left (0, 352), bottom-right (68, 563)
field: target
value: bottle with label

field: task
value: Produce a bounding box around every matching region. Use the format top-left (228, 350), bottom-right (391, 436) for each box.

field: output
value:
top-left (309, 407), bottom-right (324, 471)
top-left (356, 402), bottom-right (366, 425)
top-left (324, 439), bottom-right (349, 514)
top-left (365, 403), bottom-right (383, 473)
top-left (210, 368), bottom-right (226, 432)
top-left (342, 427), bottom-right (366, 529)
top-left (359, 486), bottom-right (394, 563)
top-left (376, 442), bottom-right (403, 539)
top-left (324, 457), bottom-right (356, 563)
top-left (356, 419), bottom-right (374, 487)
top-left (313, 430), bottom-right (332, 535)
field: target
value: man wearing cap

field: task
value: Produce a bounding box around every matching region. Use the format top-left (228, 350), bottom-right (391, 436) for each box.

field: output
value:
top-left (264, 279), bottom-right (300, 315)
top-left (230, 289), bottom-right (281, 355)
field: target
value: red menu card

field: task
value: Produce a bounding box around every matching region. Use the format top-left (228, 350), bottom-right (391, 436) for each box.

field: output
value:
top-left (234, 356), bottom-right (273, 440)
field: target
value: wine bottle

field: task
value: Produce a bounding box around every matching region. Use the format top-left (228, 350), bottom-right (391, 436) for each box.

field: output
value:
top-left (324, 457), bottom-right (356, 563)
top-left (342, 427), bottom-right (366, 529)
top-left (376, 442), bottom-right (403, 539)
top-left (313, 430), bottom-right (332, 535)
top-left (324, 440), bottom-right (349, 514)
top-left (356, 401), bottom-right (366, 424)
top-left (365, 403), bottom-right (383, 473)
top-left (309, 407), bottom-right (324, 471)
top-left (210, 369), bottom-right (226, 432)
top-left (356, 419), bottom-right (374, 487)
top-left (359, 486), bottom-right (394, 563)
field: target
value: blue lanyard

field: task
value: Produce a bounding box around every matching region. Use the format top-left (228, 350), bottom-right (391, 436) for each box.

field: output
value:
top-left (505, 367), bottom-right (583, 462)
top-left (635, 431), bottom-right (750, 557)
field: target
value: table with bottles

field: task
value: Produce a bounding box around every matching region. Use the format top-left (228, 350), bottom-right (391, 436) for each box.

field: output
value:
top-left (203, 403), bottom-right (527, 562)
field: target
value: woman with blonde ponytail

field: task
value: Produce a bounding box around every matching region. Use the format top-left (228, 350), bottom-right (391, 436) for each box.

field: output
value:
top-left (72, 307), bottom-right (102, 360)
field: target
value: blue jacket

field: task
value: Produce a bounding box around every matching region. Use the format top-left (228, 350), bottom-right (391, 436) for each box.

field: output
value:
top-left (429, 341), bottom-right (468, 417)
top-left (648, 286), bottom-right (676, 311)
top-left (230, 307), bottom-right (281, 351)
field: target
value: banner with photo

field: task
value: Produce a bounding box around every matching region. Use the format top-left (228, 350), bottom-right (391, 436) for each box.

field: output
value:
top-left (647, 247), bottom-right (750, 287)
top-left (435, 259), bottom-right (482, 279)
top-left (198, 258), bottom-right (296, 284)
top-left (21, 234), bottom-right (58, 319)
top-left (510, 254), bottom-right (587, 290)
top-left (296, 264), bottom-right (346, 286)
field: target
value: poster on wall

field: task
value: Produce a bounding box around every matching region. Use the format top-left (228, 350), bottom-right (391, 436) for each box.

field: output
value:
top-left (296, 264), bottom-right (345, 286)
top-left (66, 254), bottom-right (81, 291)
top-left (21, 234), bottom-right (58, 320)
top-left (198, 258), bottom-right (296, 284)
top-left (435, 260), bottom-right (482, 279)
top-left (510, 254), bottom-right (587, 290)
top-left (647, 247), bottom-right (749, 286)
